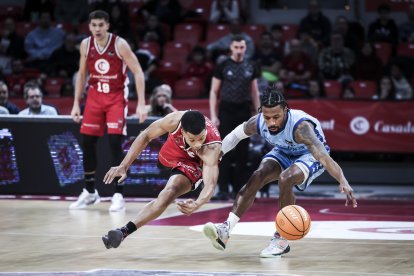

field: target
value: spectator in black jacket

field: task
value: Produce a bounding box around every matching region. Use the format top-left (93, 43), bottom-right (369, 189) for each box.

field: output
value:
top-left (298, 0), bottom-right (331, 47)
top-left (368, 4), bottom-right (399, 54)
top-left (0, 81), bottom-right (20, 114)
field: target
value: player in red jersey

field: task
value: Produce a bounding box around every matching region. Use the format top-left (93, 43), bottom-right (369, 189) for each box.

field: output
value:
top-left (101, 110), bottom-right (222, 249)
top-left (70, 10), bottom-right (147, 212)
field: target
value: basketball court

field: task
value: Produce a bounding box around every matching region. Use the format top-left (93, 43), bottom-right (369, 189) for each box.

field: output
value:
top-left (0, 184), bottom-right (413, 276)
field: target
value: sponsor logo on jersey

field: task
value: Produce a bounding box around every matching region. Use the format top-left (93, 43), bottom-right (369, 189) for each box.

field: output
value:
top-left (94, 58), bottom-right (110, 74)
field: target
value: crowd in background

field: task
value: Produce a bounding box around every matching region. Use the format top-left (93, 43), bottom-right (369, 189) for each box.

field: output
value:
top-left (0, 0), bottom-right (413, 115)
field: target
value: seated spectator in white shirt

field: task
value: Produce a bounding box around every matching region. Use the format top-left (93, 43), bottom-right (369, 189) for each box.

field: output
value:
top-left (18, 82), bottom-right (58, 116)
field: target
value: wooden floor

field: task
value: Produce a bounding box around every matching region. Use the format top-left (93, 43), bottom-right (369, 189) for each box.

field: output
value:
top-left (0, 198), bottom-right (413, 276)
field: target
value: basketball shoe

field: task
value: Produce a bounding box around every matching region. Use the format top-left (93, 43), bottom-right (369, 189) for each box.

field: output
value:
top-left (69, 188), bottom-right (100, 209)
top-left (203, 222), bottom-right (230, 250)
top-left (109, 193), bottom-right (125, 212)
top-left (260, 232), bottom-right (290, 258)
top-left (102, 229), bottom-right (123, 249)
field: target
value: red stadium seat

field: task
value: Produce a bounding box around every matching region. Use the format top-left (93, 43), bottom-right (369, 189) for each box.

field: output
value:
top-left (15, 21), bottom-right (37, 37)
top-left (5, 75), bottom-right (26, 97)
top-left (163, 42), bottom-right (191, 63)
top-left (397, 43), bottom-right (414, 58)
top-left (44, 78), bottom-right (66, 98)
top-left (174, 23), bottom-right (203, 47)
top-left (127, 0), bottom-right (146, 24)
top-left (173, 77), bottom-right (204, 98)
top-left (139, 42), bottom-right (161, 58)
top-left (349, 80), bottom-right (377, 99)
top-left (281, 24), bottom-right (298, 42)
top-left (374, 42), bottom-right (392, 65)
top-left (155, 60), bottom-right (184, 86)
top-left (0, 5), bottom-right (23, 20)
top-left (323, 80), bottom-right (342, 99)
top-left (188, 0), bottom-right (213, 21)
top-left (242, 24), bottom-right (267, 45)
top-left (206, 24), bottom-right (230, 44)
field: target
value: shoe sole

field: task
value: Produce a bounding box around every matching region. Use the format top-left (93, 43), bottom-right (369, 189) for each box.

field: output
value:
top-left (102, 230), bottom-right (123, 249)
top-left (203, 222), bottom-right (225, 251)
top-left (259, 245), bottom-right (291, 258)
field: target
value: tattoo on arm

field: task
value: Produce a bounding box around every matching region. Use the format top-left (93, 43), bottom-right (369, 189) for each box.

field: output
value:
top-left (244, 115), bottom-right (259, 136)
top-left (295, 121), bottom-right (327, 160)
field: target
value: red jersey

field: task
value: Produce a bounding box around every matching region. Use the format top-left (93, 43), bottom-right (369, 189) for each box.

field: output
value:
top-left (86, 33), bottom-right (127, 94)
top-left (158, 116), bottom-right (221, 182)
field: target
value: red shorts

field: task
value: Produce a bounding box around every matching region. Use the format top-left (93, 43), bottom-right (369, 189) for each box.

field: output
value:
top-left (158, 145), bottom-right (202, 184)
top-left (81, 87), bottom-right (128, 136)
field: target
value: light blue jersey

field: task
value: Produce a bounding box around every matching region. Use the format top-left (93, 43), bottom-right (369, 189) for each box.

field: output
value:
top-left (256, 109), bottom-right (330, 191)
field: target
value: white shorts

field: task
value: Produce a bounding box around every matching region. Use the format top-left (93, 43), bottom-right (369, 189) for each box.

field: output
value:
top-left (263, 148), bottom-right (326, 191)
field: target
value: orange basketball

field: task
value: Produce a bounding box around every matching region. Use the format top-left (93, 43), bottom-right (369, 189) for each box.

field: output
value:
top-left (275, 205), bottom-right (311, 240)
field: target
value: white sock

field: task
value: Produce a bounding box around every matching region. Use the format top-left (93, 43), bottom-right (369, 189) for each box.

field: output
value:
top-left (226, 212), bottom-right (240, 233)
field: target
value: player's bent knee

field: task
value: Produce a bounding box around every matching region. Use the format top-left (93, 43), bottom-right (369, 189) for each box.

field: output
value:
top-left (279, 171), bottom-right (297, 189)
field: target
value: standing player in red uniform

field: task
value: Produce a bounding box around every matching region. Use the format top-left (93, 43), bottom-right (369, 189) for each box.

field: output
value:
top-left (101, 110), bottom-right (222, 249)
top-left (70, 10), bottom-right (147, 212)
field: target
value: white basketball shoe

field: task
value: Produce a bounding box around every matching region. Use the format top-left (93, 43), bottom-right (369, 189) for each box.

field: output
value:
top-left (260, 232), bottom-right (290, 258)
top-left (109, 193), bottom-right (125, 212)
top-left (69, 188), bottom-right (100, 209)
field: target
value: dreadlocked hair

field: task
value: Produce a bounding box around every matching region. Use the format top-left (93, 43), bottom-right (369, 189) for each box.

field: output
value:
top-left (258, 85), bottom-right (288, 113)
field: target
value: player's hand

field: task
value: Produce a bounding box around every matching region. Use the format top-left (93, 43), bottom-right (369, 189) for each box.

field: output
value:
top-left (71, 104), bottom-right (81, 123)
top-left (176, 199), bottom-right (199, 216)
top-left (339, 180), bottom-right (357, 208)
top-left (103, 165), bottom-right (127, 185)
top-left (136, 104), bottom-right (148, 123)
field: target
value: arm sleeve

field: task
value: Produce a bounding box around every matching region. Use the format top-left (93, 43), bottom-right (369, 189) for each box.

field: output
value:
top-left (221, 123), bottom-right (250, 155)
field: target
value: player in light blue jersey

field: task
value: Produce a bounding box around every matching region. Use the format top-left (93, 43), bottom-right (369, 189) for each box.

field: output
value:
top-left (203, 85), bottom-right (357, 257)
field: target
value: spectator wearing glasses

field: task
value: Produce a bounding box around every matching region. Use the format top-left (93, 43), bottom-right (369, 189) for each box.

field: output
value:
top-left (18, 82), bottom-right (58, 115)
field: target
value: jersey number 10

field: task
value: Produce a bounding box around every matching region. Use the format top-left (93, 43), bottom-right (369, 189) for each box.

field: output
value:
top-left (97, 82), bottom-right (110, 93)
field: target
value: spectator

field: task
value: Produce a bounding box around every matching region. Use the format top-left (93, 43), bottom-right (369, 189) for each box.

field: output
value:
top-left (253, 31), bottom-right (282, 84)
top-left (279, 39), bottom-right (313, 85)
top-left (269, 24), bottom-right (286, 58)
top-left (18, 82), bottom-right (58, 115)
top-left (183, 46), bottom-right (213, 85)
top-left (0, 81), bottom-right (20, 114)
top-left (48, 33), bottom-right (80, 78)
top-left (24, 11), bottom-right (65, 72)
top-left (368, 4), bottom-right (399, 53)
top-left (146, 84), bottom-right (177, 117)
top-left (399, 4), bottom-right (414, 42)
top-left (209, 0), bottom-right (240, 24)
top-left (308, 79), bottom-right (325, 98)
top-left (139, 0), bottom-right (183, 27)
top-left (23, 0), bottom-right (55, 22)
top-left (207, 19), bottom-right (255, 61)
top-left (298, 29), bottom-right (319, 64)
top-left (54, 0), bottom-right (89, 25)
top-left (333, 16), bottom-right (360, 55)
top-left (298, 0), bottom-right (332, 47)
top-left (108, 1), bottom-right (130, 37)
top-left (319, 32), bottom-right (355, 83)
top-left (354, 42), bottom-right (383, 82)
top-left (390, 62), bottom-right (413, 100)
top-left (373, 76), bottom-right (396, 100)
top-left (0, 18), bottom-right (26, 60)
top-left (137, 14), bottom-right (166, 48)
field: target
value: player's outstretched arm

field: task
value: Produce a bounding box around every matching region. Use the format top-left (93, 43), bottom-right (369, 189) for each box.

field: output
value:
top-left (221, 114), bottom-right (259, 156)
top-left (294, 121), bottom-right (357, 208)
top-left (176, 142), bottom-right (221, 215)
top-left (103, 112), bottom-right (184, 184)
